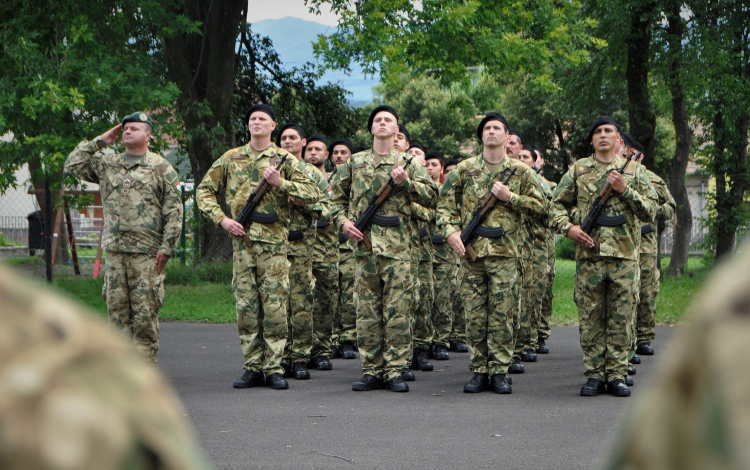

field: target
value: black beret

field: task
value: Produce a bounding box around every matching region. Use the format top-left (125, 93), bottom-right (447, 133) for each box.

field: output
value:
top-left (352, 146), bottom-right (367, 154)
top-left (328, 138), bottom-right (353, 154)
top-left (407, 142), bottom-right (425, 154)
top-left (397, 124), bottom-right (411, 142)
top-left (276, 123), bottom-right (306, 146)
top-left (531, 145), bottom-right (543, 160)
top-left (586, 116), bottom-right (620, 143)
top-left (622, 132), bottom-right (635, 148)
top-left (367, 105), bottom-right (399, 133)
top-left (508, 128), bottom-right (523, 143)
top-left (521, 144), bottom-right (537, 160)
top-left (306, 134), bottom-right (327, 146)
top-left (476, 112), bottom-right (509, 140)
top-left (244, 104), bottom-right (276, 124)
top-left (632, 141), bottom-right (644, 153)
top-left (121, 111), bottom-right (153, 128)
top-left (425, 151), bottom-right (444, 165)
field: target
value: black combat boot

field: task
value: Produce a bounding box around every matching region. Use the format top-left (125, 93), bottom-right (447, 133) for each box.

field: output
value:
top-left (410, 348), bottom-right (433, 371)
top-left (536, 338), bottom-right (550, 354)
top-left (580, 378), bottom-right (606, 397)
top-left (433, 344), bottom-right (450, 360)
top-left (315, 356), bottom-right (332, 371)
top-left (521, 349), bottom-right (538, 362)
top-left (490, 374), bottom-right (512, 394)
top-left (233, 370), bottom-right (264, 388)
top-left (636, 342), bottom-right (654, 355)
top-left (401, 370), bottom-right (416, 381)
top-left (629, 354), bottom-right (641, 365)
top-left (352, 374), bottom-right (382, 391)
top-left (607, 379), bottom-right (631, 397)
top-left (627, 366), bottom-right (637, 375)
top-left (451, 340), bottom-right (469, 353)
top-left (292, 362), bottom-right (310, 380)
top-left (463, 372), bottom-right (489, 393)
top-left (385, 376), bottom-right (409, 392)
top-left (330, 345), bottom-right (341, 359)
top-left (508, 357), bottom-right (525, 374)
top-left (624, 376), bottom-right (634, 387)
top-left (340, 342), bottom-right (357, 359)
top-left (265, 373), bottom-right (289, 390)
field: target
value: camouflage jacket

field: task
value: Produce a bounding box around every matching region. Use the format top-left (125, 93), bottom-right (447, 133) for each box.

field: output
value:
top-left (196, 143), bottom-right (322, 245)
top-left (313, 170), bottom-right (341, 264)
top-left (550, 155), bottom-right (656, 261)
top-left (287, 162), bottom-right (328, 258)
top-left (410, 198), bottom-right (437, 262)
top-left (64, 138), bottom-right (183, 256)
top-left (524, 170), bottom-right (553, 257)
top-left (331, 148), bottom-right (437, 261)
top-left (437, 155), bottom-right (546, 259)
top-left (640, 170), bottom-right (676, 256)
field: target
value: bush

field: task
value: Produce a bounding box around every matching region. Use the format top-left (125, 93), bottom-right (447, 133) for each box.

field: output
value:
top-left (165, 261), bottom-right (233, 285)
top-left (555, 236), bottom-right (576, 260)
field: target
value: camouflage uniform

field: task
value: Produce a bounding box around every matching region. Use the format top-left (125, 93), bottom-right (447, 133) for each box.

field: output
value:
top-left (197, 143), bottom-right (321, 377)
top-left (437, 157), bottom-right (545, 376)
top-left (411, 201), bottom-right (438, 352)
top-left (311, 172), bottom-right (340, 361)
top-left (539, 178), bottom-right (557, 343)
top-left (606, 243), bottom-right (750, 470)
top-left (550, 155), bottom-right (655, 382)
top-left (634, 170), bottom-right (675, 347)
top-left (65, 138), bottom-right (183, 364)
top-left (282, 163), bottom-right (328, 366)
top-left (335, 235), bottom-right (358, 347)
top-left (432, 234), bottom-right (462, 348)
top-left (331, 148), bottom-right (437, 381)
top-left (0, 265), bottom-right (210, 470)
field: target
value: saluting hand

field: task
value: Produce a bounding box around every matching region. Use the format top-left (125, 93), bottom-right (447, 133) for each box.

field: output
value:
top-left (391, 166), bottom-right (408, 185)
top-left (447, 231), bottom-right (466, 256)
top-left (567, 225), bottom-right (595, 249)
top-left (607, 171), bottom-right (627, 194)
top-left (264, 166), bottom-right (281, 187)
top-left (100, 124), bottom-right (122, 145)
top-left (491, 181), bottom-right (511, 202)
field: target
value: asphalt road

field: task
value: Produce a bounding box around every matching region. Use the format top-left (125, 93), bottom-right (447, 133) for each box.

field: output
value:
top-left (158, 323), bottom-right (676, 470)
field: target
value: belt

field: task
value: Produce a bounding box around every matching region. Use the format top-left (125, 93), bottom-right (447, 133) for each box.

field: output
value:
top-left (287, 229), bottom-right (304, 241)
top-left (338, 233), bottom-right (348, 243)
top-left (432, 234), bottom-right (446, 245)
top-left (316, 220), bottom-right (331, 229)
top-left (249, 212), bottom-right (280, 224)
top-left (371, 215), bottom-right (401, 227)
top-left (595, 215), bottom-right (626, 227)
top-left (641, 224), bottom-right (654, 235)
top-left (419, 227), bottom-right (428, 238)
top-left (474, 226), bottom-right (505, 239)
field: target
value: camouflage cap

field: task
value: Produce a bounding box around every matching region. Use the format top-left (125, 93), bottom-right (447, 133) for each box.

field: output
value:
top-left (122, 111), bottom-right (153, 128)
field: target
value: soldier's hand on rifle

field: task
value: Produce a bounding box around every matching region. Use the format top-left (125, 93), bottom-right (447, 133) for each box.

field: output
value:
top-left (607, 171), bottom-right (627, 193)
top-left (391, 166), bottom-right (408, 185)
top-left (100, 124), bottom-right (122, 145)
top-left (220, 217), bottom-right (246, 237)
top-left (447, 231), bottom-right (466, 256)
top-left (289, 197), bottom-right (306, 208)
top-left (154, 251), bottom-right (169, 275)
top-left (264, 166), bottom-right (281, 187)
top-left (567, 225), bottom-right (595, 248)
top-left (491, 181), bottom-right (511, 202)
top-left (342, 221), bottom-right (363, 242)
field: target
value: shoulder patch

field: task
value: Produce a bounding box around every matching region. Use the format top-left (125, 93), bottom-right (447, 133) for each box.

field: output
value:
top-left (576, 169), bottom-right (592, 177)
top-left (352, 163), bottom-right (368, 170)
top-left (465, 170), bottom-right (481, 177)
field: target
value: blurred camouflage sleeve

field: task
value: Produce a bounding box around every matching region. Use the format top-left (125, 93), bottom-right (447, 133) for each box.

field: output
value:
top-left (300, 163), bottom-right (329, 220)
top-left (653, 175), bottom-right (676, 222)
top-left (64, 137), bottom-right (107, 184)
top-left (196, 155), bottom-right (229, 226)
top-left (550, 166), bottom-right (578, 236)
top-left (436, 169), bottom-right (463, 239)
top-left (278, 159), bottom-right (322, 204)
top-left (506, 169), bottom-right (546, 218)
top-left (411, 200), bottom-right (435, 223)
top-left (159, 164), bottom-right (184, 256)
top-left (330, 161), bottom-right (353, 230)
top-left (398, 164), bottom-right (437, 209)
top-left (620, 164), bottom-right (656, 222)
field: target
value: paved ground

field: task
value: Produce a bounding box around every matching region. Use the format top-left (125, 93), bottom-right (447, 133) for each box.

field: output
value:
top-left (158, 323), bottom-right (676, 470)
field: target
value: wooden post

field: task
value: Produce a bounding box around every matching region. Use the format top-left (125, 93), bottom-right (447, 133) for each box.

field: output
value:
top-left (64, 206), bottom-right (81, 275)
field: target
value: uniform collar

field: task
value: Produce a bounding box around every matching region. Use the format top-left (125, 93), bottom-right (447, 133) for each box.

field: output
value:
top-left (242, 142), bottom-right (279, 160)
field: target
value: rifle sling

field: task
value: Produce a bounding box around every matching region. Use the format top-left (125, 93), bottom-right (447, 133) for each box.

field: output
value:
top-left (595, 215), bottom-right (626, 227)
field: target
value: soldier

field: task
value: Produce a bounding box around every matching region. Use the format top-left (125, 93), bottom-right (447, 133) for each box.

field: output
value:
top-left (444, 159), bottom-right (459, 174)
top-left (197, 104), bottom-right (321, 390)
top-left (331, 105), bottom-right (437, 392)
top-left (65, 112), bottom-right (183, 364)
top-left (550, 116), bottom-right (655, 398)
top-left (606, 241), bottom-right (750, 470)
top-left (506, 128), bottom-right (523, 159)
top-left (532, 145), bottom-right (556, 355)
top-left (407, 142), bottom-right (426, 161)
top-left (0, 264), bottom-right (211, 470)
top-left (304, 134), bottom-right (341, 368)
top-left (327, 138), bottom-right (358, 359)
top-left (276, 124), bottom-right (330, 380)
top-left (437, 112), bottom-right (545, 394)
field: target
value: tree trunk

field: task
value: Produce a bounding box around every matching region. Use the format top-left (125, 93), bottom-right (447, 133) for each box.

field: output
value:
top-left (162, 0), bottom-right (247, 262)
top-left (625, 0), bottom-right (658, 168)
top-left (665, 0), bottom-right (693, 277)
top-left (712, 111), bottom-right (736, 260)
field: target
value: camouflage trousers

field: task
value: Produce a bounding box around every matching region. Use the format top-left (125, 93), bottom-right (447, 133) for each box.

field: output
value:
top-left (432, 260), bottom-right (460, 348)
top-left (513, 256), bottom-right (534, 359)
top-left (334, 250), bottom-right (357, 346)
top-left (635, 254), bottom-right (660, 346)
top-left (103, 251), bottom-right (165, 364)
top-left (232, 241), bottom-right (289, 376)
top-left (516, 242), bottom-right (550, 356)
top-left (461, 255), bottom-right (519, 376)
top-left (412, 260), bottom-right (435, 350)
top-left (284, 252), bottom-right (315, 364)
top-left (575, 257), bottom-right (639, 382)
top-left (538, 241), bottom-right (556, 341)
top-left (355, 255), bottom-right (413, 381)
top-left (312, 261), bottom-right (339, 359)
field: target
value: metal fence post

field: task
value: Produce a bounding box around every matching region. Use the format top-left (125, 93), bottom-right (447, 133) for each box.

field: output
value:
top-left (193, 185), bottom-right (199, 264)
top-left (180, 184), bottom-right (186, 265)
top-left (44, 178), bottom-right (52, 283)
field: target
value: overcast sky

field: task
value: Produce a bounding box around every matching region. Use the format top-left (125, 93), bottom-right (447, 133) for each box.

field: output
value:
top-left (246, 0), bottom-right (339, 26)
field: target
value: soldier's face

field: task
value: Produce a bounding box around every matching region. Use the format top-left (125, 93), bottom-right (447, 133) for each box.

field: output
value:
top-left (248, 112), bottom-right (276, 139)
top-left (280, 130), bottom-right (306, 157)
top-left (394, 132), bottom-right (409, 152)
top-left (371, 112), bottom-right (398, 138)
top-left (445, 164), bottom-right (457, 173)
top-left (121, 123), bottom-right (151, 147)
top-left (506, 135), bottom-right (521, 157)
top-left (407, 147), bottom-right (425, 160)
top-left (592, 125), bottom-right (618, 152)
top-left (517, 150), bottom-right (536, 168)
top-left (304, 141), bottom-right (328, 168)
top-left (482, 121), bottom-right (507, 148)
top-left (424, 159), bottom-right (443, 181)
top-left (331, 145), bottom-right (352, 164)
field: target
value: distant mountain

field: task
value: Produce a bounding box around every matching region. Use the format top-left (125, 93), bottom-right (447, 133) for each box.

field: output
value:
top-left (251, 17), bottom-right (379, 105)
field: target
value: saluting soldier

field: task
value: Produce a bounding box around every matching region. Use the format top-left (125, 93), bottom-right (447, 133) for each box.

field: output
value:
top-left (65, 112), bottom-right (183, 364)
top-left (550, 116), bottom-right (656, 398)
top-left (331, 105), bottom-right (437, 392)
top-left (437, 112), bottom-right (545, 394)
top-left (197, 104), bottom-right (322, 390)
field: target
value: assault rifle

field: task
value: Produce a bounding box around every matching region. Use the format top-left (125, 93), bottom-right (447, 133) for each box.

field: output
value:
top-left (234, 153), bottom-right (288, 248)
top-left (353, 156), bottom-right (414, 249)
top-left (579, 151), bottom-right (640, 251)
top-left (460, 168), bottom-right (516, 261)
top-left (327, 164), bottom-right (338, 184)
